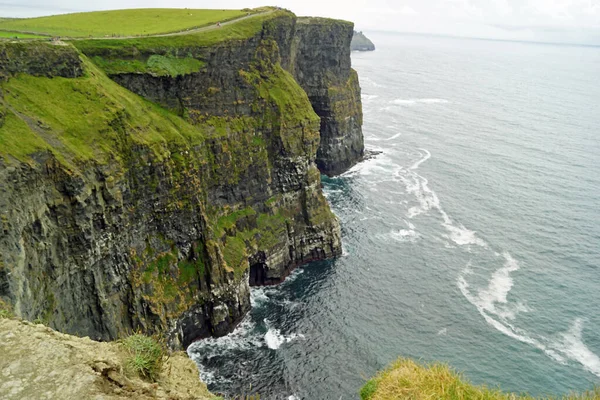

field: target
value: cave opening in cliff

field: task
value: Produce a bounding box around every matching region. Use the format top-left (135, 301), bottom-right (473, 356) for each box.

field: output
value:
top-left (249, 262), bottom-right (268, 286)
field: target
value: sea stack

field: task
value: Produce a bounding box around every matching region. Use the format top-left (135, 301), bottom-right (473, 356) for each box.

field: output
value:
top-left (351, 30), bottom-right (375, 51)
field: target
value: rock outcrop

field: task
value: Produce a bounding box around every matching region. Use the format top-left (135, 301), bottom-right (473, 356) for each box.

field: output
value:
top-left (0, 317), bottom-right (214, 400)
top-left (293, 18), bottom-right (364, 176)
top-left (351, 31), bottom-right (375, 52)
top-left (0, 9), bottom-right (362, 350)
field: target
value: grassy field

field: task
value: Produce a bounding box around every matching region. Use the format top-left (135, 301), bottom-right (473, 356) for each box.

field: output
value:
top-left (0, 31), bottom-right (47, 39)
top-left (0, 8), bottom-right (248, 38)
top-left (74, 10), bottom-right (287, 59)
top-left (361, 358), bottom-right (600, 400)
top-left (0, 57), bottom-right (205, 164)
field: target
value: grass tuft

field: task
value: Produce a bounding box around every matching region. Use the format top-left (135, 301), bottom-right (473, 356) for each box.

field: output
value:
top-left (361, 358), bottom-right (600, 400)
top-left (122, 334), bottom-right (166, 381)
top-left (0, 299), bottom-right (14, 319)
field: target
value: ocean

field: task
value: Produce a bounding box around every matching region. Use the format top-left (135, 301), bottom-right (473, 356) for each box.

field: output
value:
top-left (188, 32), bottom-right (600, 399)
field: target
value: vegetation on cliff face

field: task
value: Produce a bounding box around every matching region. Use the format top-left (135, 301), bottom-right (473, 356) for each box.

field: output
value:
top-left (360, 358), bottom-right (600, 400)
top-left (0, 8), bottom-right (347, 348)
top-left (0, 8), bottom-right (248, 38)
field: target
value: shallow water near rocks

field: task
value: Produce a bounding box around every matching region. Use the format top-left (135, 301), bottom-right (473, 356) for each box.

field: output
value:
top-left (188, 33), bottom-right (600, 399)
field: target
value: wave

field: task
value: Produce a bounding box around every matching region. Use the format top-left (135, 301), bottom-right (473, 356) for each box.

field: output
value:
top-left (457, 260), bottom-right (565, 363)
top-left (390, 228), bottom-right (420, 242)
top-left (265, 328), bottom-right (305, 350)
top-left (385, 132), bottom-right (402, 141)
top-left (391, 98), bottom-right (449, 106)
top-left (397, 165), bottom-right (487, 248)
top-left (250, 287), bottom-right (270, 307)
top-left (188, 318), bottom-right (263, 355)
top-left (553, 319), bottom-right (600, 377)
top-left (410, 148), bottom-right (431, 170)
top-left (459, 258), bottom-right (600, 377)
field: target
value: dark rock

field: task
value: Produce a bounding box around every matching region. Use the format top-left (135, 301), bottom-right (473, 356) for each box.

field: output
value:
top-left (351, 31), bottom-right (376, 52)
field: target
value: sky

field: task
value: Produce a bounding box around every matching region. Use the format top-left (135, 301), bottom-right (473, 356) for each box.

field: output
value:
top-left (1, 0), bottom-right (599, 45)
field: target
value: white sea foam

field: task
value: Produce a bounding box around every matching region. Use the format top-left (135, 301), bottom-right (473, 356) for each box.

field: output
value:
top-left (410, 149), bottom-right (431, 170)
top-left (390, 228), bottom-right (420, 242)
top-left (385, 132), bottom-right (402, 141)
top-left (187, 316), bottom-right (263, 358)
top-left (250, 287), bottom-right (270, 307)
top-left (457, 265), bottom-right (562, 362)
top-left (476, 252), bottom-right (521, 314)
top-left (265, 328), bottom-right (305, 350)
top-left (553, 319), bottom-right (600, 377)
top-left (391, 98), bottom-right (449, 106)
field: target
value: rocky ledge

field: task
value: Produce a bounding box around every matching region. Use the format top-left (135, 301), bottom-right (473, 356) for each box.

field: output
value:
top-left (0, 317), bottom-right (214, 400)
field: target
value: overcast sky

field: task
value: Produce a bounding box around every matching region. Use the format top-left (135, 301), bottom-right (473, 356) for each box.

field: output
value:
top-left (2, 0), bottom-right (599, 44)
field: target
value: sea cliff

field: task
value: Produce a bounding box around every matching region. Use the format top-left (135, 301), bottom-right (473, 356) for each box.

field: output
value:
top-left (0, 9), bottom-right (363, 349)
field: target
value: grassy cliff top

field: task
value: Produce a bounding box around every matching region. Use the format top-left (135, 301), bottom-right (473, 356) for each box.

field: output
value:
top-left (360, 358), bottom-right (600, 400)
top-left (0, 8), bottom-right (250, 38)
top-left (73, 10), bottom-right (290, 57)
top-left (297, 16), bottom-right (353, 27)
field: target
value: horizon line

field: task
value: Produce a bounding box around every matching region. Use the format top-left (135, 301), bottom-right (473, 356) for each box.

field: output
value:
top-left (362, 29), bottom-right (600, 49)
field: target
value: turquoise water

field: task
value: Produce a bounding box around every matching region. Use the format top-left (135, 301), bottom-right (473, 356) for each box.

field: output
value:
top-left (188, 33), bottom-right (600, 399)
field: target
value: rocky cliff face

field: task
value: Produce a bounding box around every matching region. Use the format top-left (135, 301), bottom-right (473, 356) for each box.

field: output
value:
top-left (293, 18), bottom-right (364, 176)
top-left (351, 31), bottom-right (376, 52)
top-left (0, 10), bottom-right (361, 350)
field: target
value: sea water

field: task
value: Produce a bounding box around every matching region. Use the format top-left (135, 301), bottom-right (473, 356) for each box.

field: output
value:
top-left (188, 32), bottom-right (600, 399)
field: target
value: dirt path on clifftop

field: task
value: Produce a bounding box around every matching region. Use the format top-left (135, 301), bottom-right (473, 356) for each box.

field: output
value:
top-left (72, 11), bottom-right (273, 40)
top-left (0, 318), bottom-right (213, 400)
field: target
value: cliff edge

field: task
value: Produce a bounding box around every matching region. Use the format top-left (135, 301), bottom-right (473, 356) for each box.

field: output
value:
top-left (0, 317), bottom-right (214, 400)
top-left (0, 8), bottom-right (363, 350)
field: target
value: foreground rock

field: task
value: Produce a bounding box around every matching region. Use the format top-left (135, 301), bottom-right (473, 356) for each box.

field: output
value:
top-left (0, 318), bottom-right (214, 400)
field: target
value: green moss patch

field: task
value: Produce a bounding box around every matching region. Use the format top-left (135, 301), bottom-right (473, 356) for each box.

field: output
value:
top-left (91, 54), bottom-right (205, 77)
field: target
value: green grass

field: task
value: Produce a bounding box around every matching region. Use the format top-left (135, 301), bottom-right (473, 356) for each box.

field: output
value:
top-left (0, 8), bottom-right (248, 38)
top-left (0, 56), bottom-right (205, 163)
top-left (122, 334), bottom-right (166, 381)
top-left (361, 358), bottom-right (600, 400)
top-left (91, 54), bottom-right (205, 77)
top-left (73, 10), bottom-right (287, 57)
top-left (0, 298), bottom-right (14, 319)
top-left (0, 31), bottom-right (47, 39)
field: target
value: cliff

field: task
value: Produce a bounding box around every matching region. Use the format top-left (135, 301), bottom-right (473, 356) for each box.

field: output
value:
top-left (351, 31), bottom-right (375, 51)
top-left (293, 18), bottom-right (364, 175)
top-left (0, 9), bottom-right (362, 349)
top-left (0, 316), bottom-right (215, 400)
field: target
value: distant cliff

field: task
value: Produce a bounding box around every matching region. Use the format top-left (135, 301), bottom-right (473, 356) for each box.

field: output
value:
top-left (0, 9), bottom-right (364, 350)
top-left (351, 31), bottom-right (375, 51)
